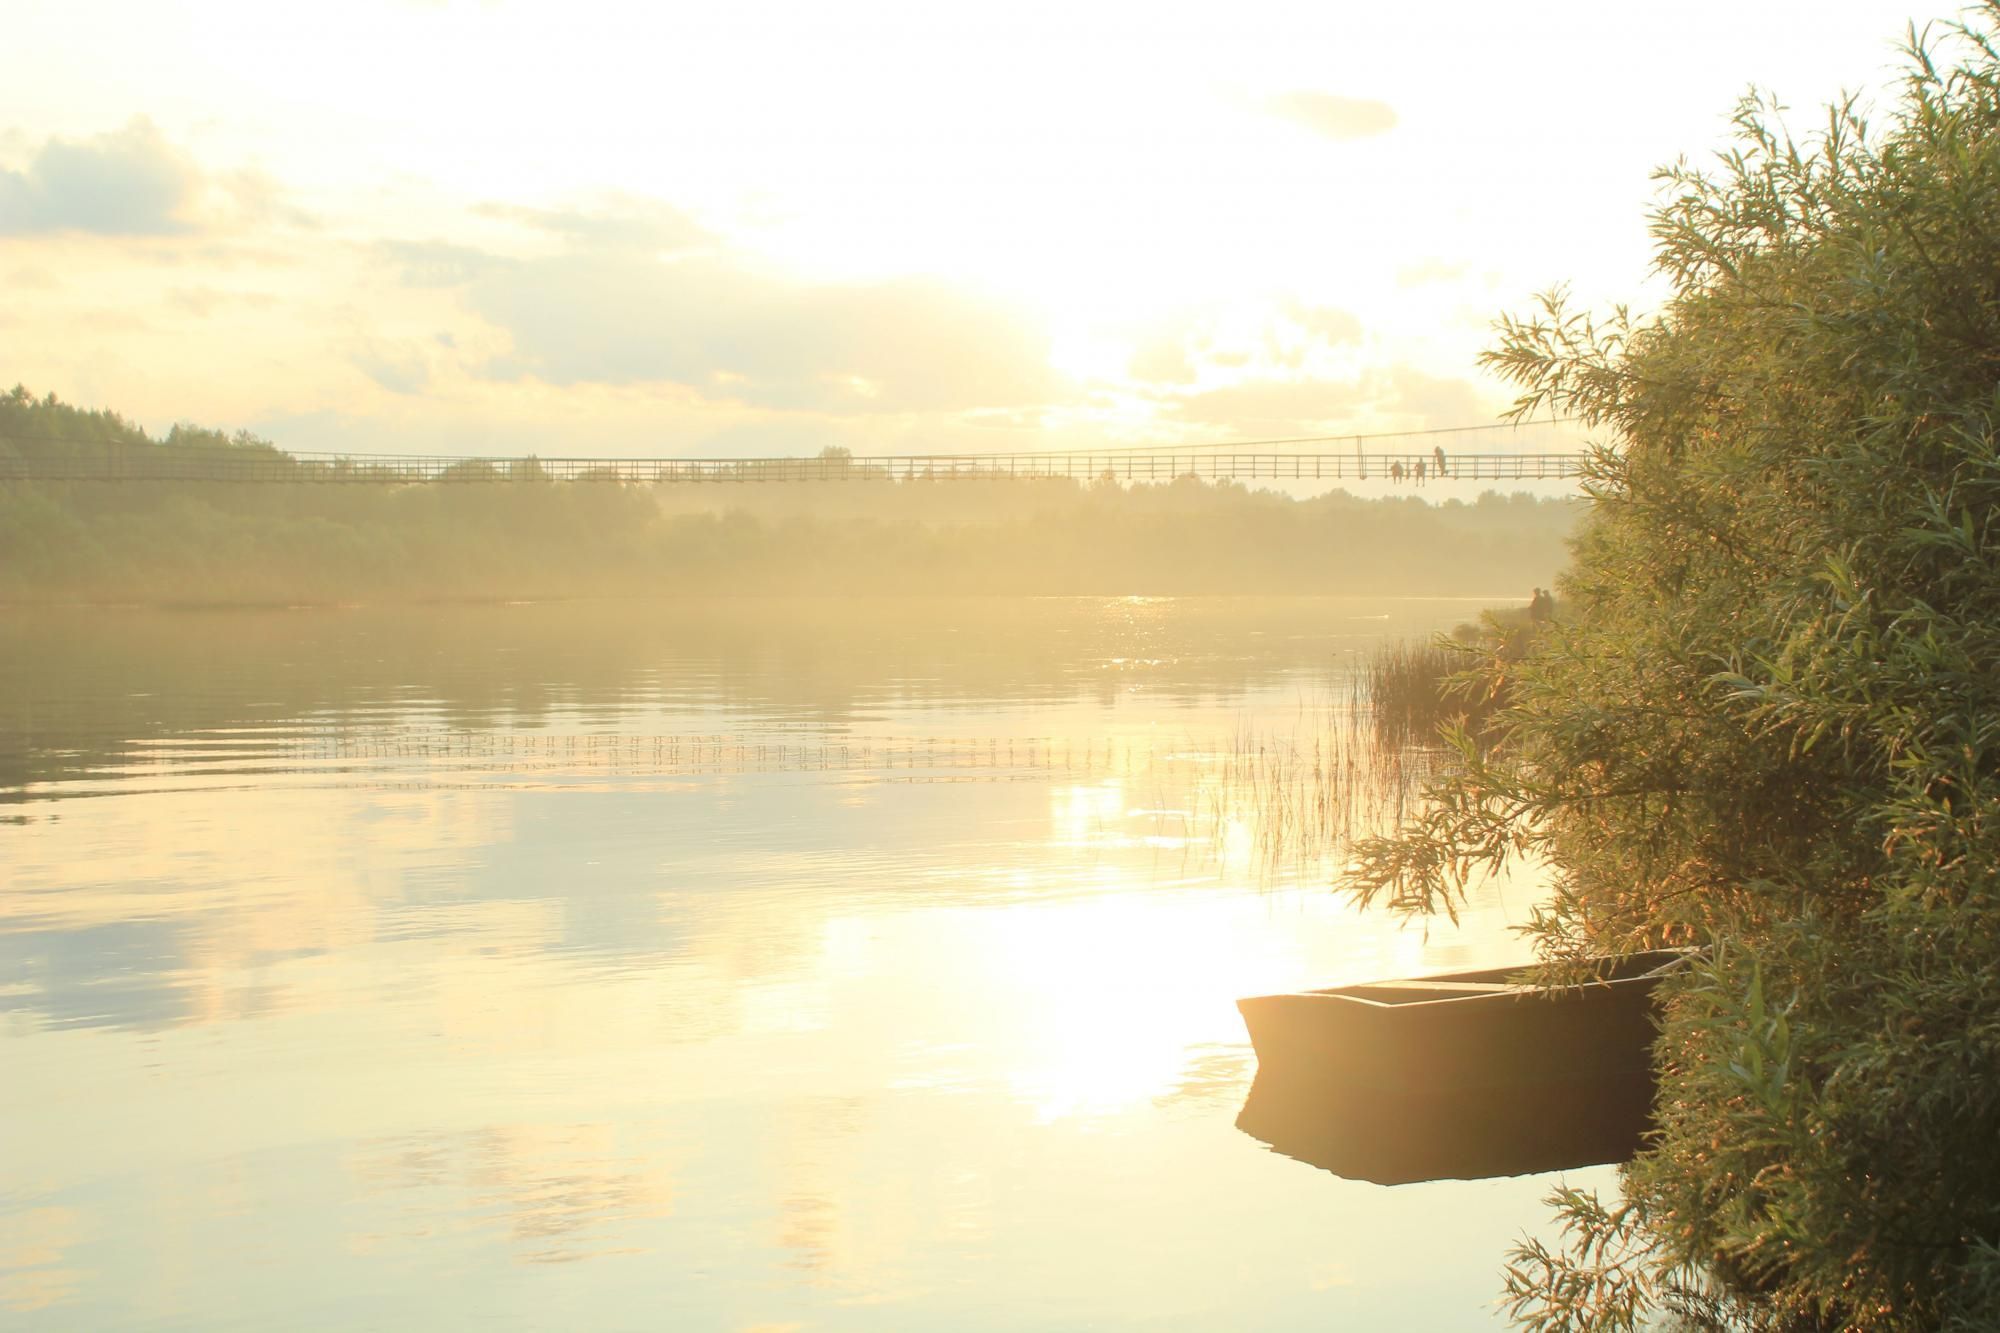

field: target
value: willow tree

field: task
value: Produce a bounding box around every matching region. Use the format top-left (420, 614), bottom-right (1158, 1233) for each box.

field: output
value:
top-left (1346, 10), bottom-right (2000, 1329)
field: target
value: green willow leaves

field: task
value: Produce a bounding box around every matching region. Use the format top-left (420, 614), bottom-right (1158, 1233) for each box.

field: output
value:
top-left (1344, 7), bottom-right (2000, 1329)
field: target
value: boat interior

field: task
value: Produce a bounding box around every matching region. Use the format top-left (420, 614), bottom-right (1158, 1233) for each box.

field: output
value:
top-left (1303, 948), bottom-right (1699, 1005)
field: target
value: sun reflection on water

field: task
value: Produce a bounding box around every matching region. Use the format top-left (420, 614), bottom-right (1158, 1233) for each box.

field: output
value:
top-left (0, 597), bottom-right (1558, 1329)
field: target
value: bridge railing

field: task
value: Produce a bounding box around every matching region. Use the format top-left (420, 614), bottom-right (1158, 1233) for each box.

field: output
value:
top-left (0, 448), bottom-right (1587, 484)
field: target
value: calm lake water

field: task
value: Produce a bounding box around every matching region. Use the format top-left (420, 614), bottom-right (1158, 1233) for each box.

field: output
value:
top-left (0, 597), bottom-right (1608, 1330)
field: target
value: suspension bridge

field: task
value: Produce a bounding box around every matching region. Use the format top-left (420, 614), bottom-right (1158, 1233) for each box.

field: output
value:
top-left (0, 422), bottom-right (1593, 485)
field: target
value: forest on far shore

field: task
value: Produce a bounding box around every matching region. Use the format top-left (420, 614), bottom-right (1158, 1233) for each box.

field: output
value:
top-left (0, 386), bottom-right (1578, 605)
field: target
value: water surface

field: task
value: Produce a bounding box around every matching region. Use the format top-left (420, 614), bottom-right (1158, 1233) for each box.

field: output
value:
top-left (0, 597), bottom-right (1601, 1329)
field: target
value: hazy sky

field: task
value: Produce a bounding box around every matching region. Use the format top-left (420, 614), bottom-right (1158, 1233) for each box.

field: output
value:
top-left (0, 1), bottom-right (1937, 458)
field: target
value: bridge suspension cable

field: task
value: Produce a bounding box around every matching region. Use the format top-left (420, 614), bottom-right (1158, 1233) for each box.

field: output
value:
top-left (0, 420), bottom-right (1595, 484)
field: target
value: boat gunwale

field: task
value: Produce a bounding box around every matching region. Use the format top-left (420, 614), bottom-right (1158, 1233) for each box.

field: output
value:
top-left (1238, 948), bottom-right (1700, 1015)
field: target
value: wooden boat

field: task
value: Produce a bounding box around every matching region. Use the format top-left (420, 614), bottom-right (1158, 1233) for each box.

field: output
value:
top-left (1236, 949), bottom-right (1696, 1097)
top-left (1233, 950), bottom-right (1696, 1183)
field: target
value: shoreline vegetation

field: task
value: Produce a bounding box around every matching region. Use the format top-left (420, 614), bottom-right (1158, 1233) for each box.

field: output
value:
top-left (1205, 606), bottom-right (1557, 877)
top-left (1207, 683), bottom-right (1438, 881)
top-left (1345, 11), bottom-right (2000, 1327)
top-left (0, 386), bottom-right (1576, 606)
top-left (1366, 599), bottom-right (1557, 743)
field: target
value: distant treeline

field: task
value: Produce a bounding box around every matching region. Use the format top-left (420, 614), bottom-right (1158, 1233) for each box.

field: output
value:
top-left (0, 387), bottom-right (1579, 604)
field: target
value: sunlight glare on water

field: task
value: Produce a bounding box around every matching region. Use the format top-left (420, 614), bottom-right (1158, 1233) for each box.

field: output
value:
top-left (0, 598), bottom-right (1602, 1330)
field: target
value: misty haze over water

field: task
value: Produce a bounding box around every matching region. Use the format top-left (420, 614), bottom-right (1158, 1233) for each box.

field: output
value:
top-left (1, 597), bottom-right (1580, 1329)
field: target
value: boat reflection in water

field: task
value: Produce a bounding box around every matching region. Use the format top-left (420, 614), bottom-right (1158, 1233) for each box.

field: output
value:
top-left (1235, 951), bottom-right (1694, 1185)
top-left (1236, 1065), bottom-right (1655, 1185)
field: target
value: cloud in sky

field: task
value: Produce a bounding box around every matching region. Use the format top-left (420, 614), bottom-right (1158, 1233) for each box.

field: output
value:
top-left (1128, 335), bottom-right (1199, 386)
top-left (380, 206), bottom-right (1069, 415)
top-left (1129, 301), bottom-right (1365, 386)
top-left (0, 119), bottom-right (198, 235)
top-left (1264, 92), bottom-right (1397, 142)
top-left (0, 118), bottom-right (308, 239)
top-left (1396, 258), bottom-right (1469, 288)
top-left (1167, 377), bottom-right (1370, 433)
top-left (1166, 366), bottom-right (1490, 439)
top-left (1284, 302), bottom-right (1363, 345)
top-left (470, 198), bottom-right (714, 254)
top-left (350, 340), bottom-right (434, 396)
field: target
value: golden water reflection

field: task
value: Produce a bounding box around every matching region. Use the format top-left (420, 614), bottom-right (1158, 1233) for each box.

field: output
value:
top-left (0, 1204), bottom-right (85, 1315)
top-left (0, 598), bottom-right (1578, 1330)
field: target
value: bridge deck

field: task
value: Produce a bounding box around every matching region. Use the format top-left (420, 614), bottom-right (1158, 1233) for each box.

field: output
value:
top-left (0, 449), bottom-right (1587, 484)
